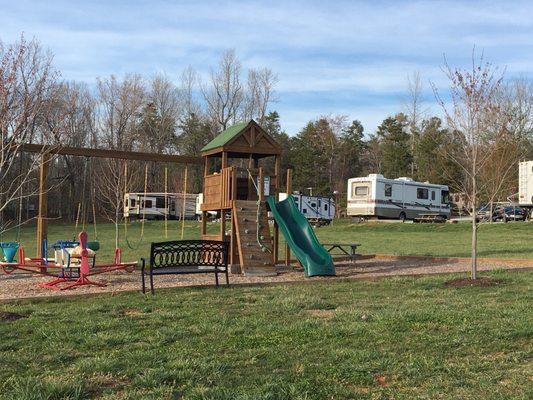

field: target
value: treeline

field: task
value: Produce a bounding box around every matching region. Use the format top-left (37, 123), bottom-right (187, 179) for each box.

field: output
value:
top-left (2, 35), bottom-right (533, 234)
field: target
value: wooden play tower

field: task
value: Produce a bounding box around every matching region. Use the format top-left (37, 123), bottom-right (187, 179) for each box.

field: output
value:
top-left (200, 120), bottom-right (282, 276)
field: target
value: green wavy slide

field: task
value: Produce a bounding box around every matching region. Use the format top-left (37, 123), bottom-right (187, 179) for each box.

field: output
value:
top-left (267, 196), bottom-right (335, 277)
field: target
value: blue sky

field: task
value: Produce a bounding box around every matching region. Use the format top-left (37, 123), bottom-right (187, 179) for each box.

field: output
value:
top-left (2, 0), bottom-right (533, 135)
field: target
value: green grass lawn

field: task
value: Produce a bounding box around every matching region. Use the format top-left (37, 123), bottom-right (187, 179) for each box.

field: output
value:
top-left (1, 219), bottom-right (531, 263)
top-left (1, 270), bottom-right (531, 399)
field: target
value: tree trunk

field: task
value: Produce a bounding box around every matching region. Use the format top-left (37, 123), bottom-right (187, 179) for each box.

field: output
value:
top-left (471, 177), bottom-right (478, 280)
top-left (115, 221), bottom-right (119, 250)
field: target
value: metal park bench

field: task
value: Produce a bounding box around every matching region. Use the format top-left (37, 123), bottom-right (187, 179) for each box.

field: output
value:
top-left (141, 240), bottom-right (229, 294)
top-left (322, 243), bottom-right (361, 261)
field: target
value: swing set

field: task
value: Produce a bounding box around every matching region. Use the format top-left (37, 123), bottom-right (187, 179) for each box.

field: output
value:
top-left (0, 143), bottom-right (202, 290)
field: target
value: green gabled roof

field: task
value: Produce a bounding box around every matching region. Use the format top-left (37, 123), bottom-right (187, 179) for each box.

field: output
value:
top-left (201, 121), bottom-right (250, 152)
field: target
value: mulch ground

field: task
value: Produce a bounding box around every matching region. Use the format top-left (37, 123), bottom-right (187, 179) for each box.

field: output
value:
top-left (1, 257), bottom-right (531, 301)
top-left (444, 277), bottom-right (504, 287)
top-left (0, 310), bottom-right (27, 321)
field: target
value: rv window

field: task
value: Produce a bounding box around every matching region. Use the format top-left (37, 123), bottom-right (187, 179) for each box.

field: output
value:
top-left (311, 202), bottom-right (317, 208)
top-left (156, 198), bottom-right (165, 208)
top-left (441, 190), bottom-right (450, 204)
top-left (353, 185), bottom-right (368, 196)
top-left (143, 200), bottom-right (153, 208)
top-left (431, 191), bottom-right (435, 201)
top-left (130, 199), bottom-right (136, 207)
top-left (303, 209), bottom-right (307, 214)
top-left (384, 184), bottom-right (392, 197)
top-left (324, 204), bottom-right (328, 211)
top-left (417, 188), bottom-right (429, 200)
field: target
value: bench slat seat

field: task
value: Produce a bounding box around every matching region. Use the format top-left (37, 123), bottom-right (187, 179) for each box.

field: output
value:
top-left (141, 240), bottom-right (229, 294)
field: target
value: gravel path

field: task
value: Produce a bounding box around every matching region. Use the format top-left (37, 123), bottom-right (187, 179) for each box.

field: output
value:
top-left (1, 257), bottom-right (531, 301)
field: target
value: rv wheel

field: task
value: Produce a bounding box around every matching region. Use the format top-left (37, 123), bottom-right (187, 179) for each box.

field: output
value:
top-left (399, 212), bottom-right (407, 222)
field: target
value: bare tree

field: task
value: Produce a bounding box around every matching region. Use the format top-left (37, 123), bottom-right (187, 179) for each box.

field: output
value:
top-left (95, 159), bottom-right (138, 249)
top-left (432, 51), bottom-right (506, 279)
top-left (403, 71), bottom-right (427, 177)
top-left (45, 82), bottom-right (96, 220)
top-left (243, 67), bottom-right (278, 125)
top-left (179, 66), bottom-right (201, 118)
top-left (202, 49), bottom-right (243, 130)
top-left (96, 74), bottom-right (145, 150)
top-left (477, 78), bottom-right (533, 217)
top-left (94, 75), bottom-right (145, 245)
top-left (0, 35), bottom-right (62, 233)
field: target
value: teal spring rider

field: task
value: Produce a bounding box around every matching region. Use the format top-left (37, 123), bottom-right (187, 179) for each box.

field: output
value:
top-left (0, 242), bottom-right (20, 263)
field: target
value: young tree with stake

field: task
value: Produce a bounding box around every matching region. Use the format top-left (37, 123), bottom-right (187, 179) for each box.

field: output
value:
top-left (433, 52), bottom-right (507, 280)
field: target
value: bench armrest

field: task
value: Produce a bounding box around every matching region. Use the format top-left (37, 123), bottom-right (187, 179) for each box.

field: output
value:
top-left (140, 258), bottom-right (146, 274)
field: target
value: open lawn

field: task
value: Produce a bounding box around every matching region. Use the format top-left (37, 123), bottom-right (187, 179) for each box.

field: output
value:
top-left (1, 219), bottom-right (532, 263)
top-left (0, 270), bottom-right (531, 399)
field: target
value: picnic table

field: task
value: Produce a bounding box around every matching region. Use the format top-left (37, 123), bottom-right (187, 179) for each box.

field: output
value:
top-left (322, 243), bottom-right (361, 260)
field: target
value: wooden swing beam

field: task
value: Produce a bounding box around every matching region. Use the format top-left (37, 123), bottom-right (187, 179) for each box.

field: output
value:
top-left (20, 143), bottom-right (202, 257)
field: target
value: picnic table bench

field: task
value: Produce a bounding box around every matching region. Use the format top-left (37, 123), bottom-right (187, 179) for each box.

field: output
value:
top-left (413, 214), bottom-right (447, 223)
top-left (322, 243), bottom-right (361, 260)
top-left (141, 240), bottom-right (229, 294)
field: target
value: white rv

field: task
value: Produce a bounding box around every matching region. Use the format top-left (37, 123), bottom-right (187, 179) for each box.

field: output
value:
top-left (279, 193), bottom-right (336, 224)
top-left (124, 193), bottom-right (198, 220)
top-left (347, 174), bottom-right (451, 221)
top-left (518, 161), bottom-right (533, 208)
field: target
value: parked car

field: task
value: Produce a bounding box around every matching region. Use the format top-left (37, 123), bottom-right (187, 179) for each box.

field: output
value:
top-left (492, 206), bottom-right (527, 222)
top-left (476, 204), bottom-right (492, 221)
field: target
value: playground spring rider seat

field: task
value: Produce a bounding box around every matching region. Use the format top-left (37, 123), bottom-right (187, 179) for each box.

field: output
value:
top-left (0, 242), bottom-right (20, 263)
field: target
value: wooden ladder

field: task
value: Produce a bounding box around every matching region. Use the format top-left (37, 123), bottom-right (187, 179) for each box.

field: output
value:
top-left (232, 200), bottom-right (276, 276)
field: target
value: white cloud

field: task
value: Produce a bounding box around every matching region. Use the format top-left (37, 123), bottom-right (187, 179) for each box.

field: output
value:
top-left (1, 0), bottom-right (533, 131)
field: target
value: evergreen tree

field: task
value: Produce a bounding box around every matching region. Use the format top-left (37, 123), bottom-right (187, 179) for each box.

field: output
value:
top-left (178, 113), bottom-right (216, 192)
top-left (339, 120), bottom-right (365, 182)
top-left (377, 116), bottom-right (412, 178)
top-left (290, 119), bottom-right (334, 194)
top-left (261, 111), bottom-right (292, 180)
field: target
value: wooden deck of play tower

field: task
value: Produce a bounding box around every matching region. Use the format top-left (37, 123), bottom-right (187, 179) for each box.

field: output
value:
top-left (199, 120), bottom-right (282, 276)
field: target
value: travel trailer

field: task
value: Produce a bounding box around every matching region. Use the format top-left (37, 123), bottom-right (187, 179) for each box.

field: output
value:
top-left (519, 161), bottom-right (533, 208)
top-left (347, 174), bottom-right (451, 221)
top-left (279, 193), bottom-right (336, 224)
top-left (124, 193), bottom-right (198, 220)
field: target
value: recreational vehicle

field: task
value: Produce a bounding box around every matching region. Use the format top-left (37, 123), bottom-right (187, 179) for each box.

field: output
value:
top-left (279, 193), bottom-right (336, 225)
top-left (347, 174), bottom-right (451, 221)
top-left (519, 161), bottom-right (533, 208)
top-left (124, 193), bottom-right (198, 220)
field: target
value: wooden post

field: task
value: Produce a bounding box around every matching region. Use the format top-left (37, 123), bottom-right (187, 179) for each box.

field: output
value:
top-left (164, 167), bottom-right (168, 239)
top-left (221, 151), bottom-right (228, 169)
top-left (248, 154), bottom-right (254, 199)
top-left (180, 164), bottom-right (188, 240)
top-left (201, 211), bottom-right (207, 236)
top-left (273, 156), bottom-right (281, 264)
top-left (36, 152), bottom-right (50, 263)
top-left (204, 157), bottom-right (209, 177)
top-left (220, 210), bottom-right (226, 240)
top-left (285, 169), bottom-right (292, 266)
top-left (258, 167), bottom-right (264, 202)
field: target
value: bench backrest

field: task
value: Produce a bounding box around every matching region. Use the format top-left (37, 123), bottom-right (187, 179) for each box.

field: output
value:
top-left (150, 240), bottom-right (228, 270)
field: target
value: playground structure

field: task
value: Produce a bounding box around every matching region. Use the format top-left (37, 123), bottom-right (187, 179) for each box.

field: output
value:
top-left (1, 231), bottom-right (137, 290)
top-left (199, 120), bottom-right (335, 277)
top-left (2, 120), bottom-right (334, 287)
top-left (17, 143), bottom-right (203, 256)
